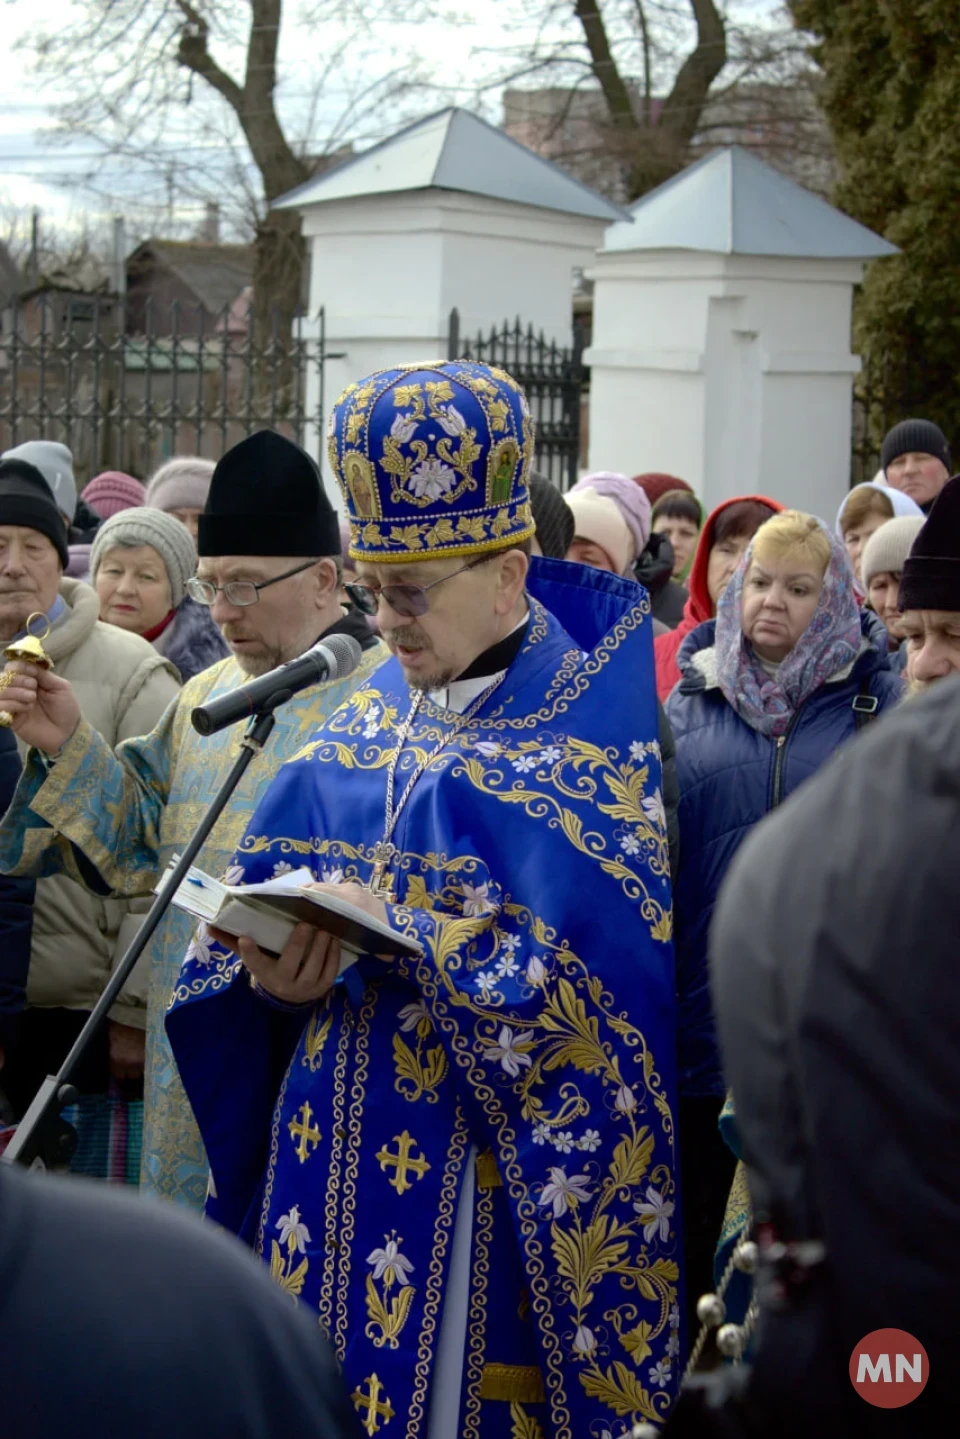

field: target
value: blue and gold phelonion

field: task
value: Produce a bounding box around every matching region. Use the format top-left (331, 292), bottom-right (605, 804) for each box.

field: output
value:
top-left (0, 612), bottom-right (54, 727)
top-left (328, 360), bottom-right (536, 563)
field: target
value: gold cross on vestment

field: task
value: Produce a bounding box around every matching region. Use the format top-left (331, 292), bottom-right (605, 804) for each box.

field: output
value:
top-left (375, 1130), bottom-right (431, 1195)
top-left (351, 1373), bottom-right (395, 1436)
top-left (287, 1101), bottom-right (321, 1164)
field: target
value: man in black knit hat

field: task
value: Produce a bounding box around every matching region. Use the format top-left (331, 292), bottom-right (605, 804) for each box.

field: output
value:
top-left (896, 471), bottom-right (960, 689)
top-left (0, 431), bottom-right (387, 1206)
top-left (881, 417), bottom-right (952, 513)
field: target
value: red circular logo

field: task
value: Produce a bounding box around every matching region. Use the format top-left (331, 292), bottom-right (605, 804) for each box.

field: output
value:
top-left (850, 1329), bottom-right (929, 1408)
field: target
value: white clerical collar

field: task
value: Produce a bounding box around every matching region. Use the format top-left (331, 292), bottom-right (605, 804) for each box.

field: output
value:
top-left (428, 612), bottom-right (528, 715)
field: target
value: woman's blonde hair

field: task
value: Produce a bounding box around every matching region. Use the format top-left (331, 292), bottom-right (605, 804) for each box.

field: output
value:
top-left (751, 510), bottom-right (831, 576)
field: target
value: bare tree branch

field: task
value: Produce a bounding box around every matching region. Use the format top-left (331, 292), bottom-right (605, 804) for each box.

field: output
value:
top-left (175, 2), bottom-right (244, 112)
top-left (572, 1), bottom-right (636, 124)
top-left (656, 0), bottom-right (726, 143)
top-left (492, 1), bottom-right (824, 201)
top-left (19, 0), bottom-right (439, 357)
top-left (634, 1), bottom-right (654, 124)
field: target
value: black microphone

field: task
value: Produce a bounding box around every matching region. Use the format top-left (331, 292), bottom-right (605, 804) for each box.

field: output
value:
top-left (191, 632), bottom-right (363, 736)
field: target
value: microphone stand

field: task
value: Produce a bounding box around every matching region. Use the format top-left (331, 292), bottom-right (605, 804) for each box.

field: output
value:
top-left (3, 708), bottom-right (278, 1170)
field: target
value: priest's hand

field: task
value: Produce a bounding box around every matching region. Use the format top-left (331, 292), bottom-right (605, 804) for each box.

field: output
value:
top-left (0, 661), bottom-right (81, 754)
top-left (212, 920), bottom-right (342, 1006)
top-left (307, 881), bottom-right (390, 928)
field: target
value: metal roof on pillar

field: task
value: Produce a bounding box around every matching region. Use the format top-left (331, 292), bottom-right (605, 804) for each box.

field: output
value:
top-left (601, 145), bottom-right (898, 259)
top-left (273, 107), bottom-right (629, 222)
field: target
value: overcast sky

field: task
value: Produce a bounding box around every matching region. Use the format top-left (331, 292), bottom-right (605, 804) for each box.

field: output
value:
top-left (0, 0), bottom-right (783, 245)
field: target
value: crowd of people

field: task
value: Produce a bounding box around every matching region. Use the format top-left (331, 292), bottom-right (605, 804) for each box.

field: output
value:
top-left (0, 389), bottom-right (955, 1438)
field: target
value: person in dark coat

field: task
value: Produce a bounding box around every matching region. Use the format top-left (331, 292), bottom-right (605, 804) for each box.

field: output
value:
top-left (0, 727), bottom-right (35, 1119)
top-left (700, 674), bottom-right (960, 1437)
top-left (0, 1160), bottom-right (360, 1438)
top-left (635, 529), bottom-right (688, 628)
top-left (665, 510), bottom-right (902, 1328)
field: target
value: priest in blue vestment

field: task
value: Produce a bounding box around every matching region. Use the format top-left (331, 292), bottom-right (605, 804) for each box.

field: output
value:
top-left (167, 361), bottom-right (682, 1438)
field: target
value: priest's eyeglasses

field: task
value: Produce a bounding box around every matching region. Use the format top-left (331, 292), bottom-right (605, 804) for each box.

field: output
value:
top-left (187, 558), bottom-right (320, 607)
top-left (345, 557), bottom-right (488, 619)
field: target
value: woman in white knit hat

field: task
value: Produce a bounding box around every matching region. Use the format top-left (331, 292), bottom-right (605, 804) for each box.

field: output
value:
top-left (91, 508), bottom-right (228, 682)
top-left (145, 457), bottom-right (215, 542)
top-left (860, 513), bottom-right (926, 674)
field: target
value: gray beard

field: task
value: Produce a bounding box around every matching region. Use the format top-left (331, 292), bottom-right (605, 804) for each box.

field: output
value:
top-left (235, 648), bottom-right (285, 678)
top-left (407, 667), bottom-right (457, 693)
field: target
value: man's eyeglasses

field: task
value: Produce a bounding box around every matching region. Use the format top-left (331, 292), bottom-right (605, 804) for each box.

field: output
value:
top-left (187, 558), bottom-right (319, 608)
top-left (345, 557), bottom-right (487, 619)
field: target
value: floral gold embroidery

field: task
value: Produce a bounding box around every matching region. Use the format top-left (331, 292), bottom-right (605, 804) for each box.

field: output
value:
top-left (269, 1205), bottom-right (310, 1298)
top-left (303, 1005), bottom-right (333, 1071)
top-left (340, 503), bottom-right (535, 561)
top-left (401, 902), bottom-right (680, 1429)
top-left (393, 1004), bottom-right (449, 1103)
top-left (509, 1402), bottom-right (545, 1439)
top-left (364, 1233), bottom-right (416, 1350)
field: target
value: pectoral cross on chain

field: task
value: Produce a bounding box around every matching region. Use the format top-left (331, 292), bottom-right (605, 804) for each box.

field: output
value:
top-left (368, 840), bottom-right (397, 902)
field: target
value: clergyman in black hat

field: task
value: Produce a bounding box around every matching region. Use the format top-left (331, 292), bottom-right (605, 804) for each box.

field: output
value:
top-left (0, 430), bottom-right (387, 1207)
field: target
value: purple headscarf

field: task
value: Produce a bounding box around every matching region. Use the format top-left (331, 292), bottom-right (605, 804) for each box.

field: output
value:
top-left (570, 471), bottom-right (652, 562)
top-left (715, 516), bottom-right (862, 736)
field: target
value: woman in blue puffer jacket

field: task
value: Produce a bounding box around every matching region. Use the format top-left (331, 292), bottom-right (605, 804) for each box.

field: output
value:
top-left (665, 509), bottom-right (903, 1322)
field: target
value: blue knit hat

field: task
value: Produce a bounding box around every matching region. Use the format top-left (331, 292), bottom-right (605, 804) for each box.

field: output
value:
top-left (328, 361), bottom-right (535, 563)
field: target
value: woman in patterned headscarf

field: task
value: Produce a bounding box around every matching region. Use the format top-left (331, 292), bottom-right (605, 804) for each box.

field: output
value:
top-left (662, 511), bottom-right (903, 1329)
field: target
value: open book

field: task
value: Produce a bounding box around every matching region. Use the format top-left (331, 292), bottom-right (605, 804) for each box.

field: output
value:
top-left (157, 861), bottom-right (422, 962)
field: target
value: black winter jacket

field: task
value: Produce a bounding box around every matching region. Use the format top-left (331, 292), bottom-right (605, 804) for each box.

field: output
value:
top-left (0, 1162), bottom-right (360, 1438)
top-left (708, 675), bottom-right (960, 1436)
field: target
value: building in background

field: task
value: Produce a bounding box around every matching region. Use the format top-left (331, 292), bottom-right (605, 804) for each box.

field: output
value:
top-left (124, 239), bottom-right (255, 338)
top-left (503, 80), bottom-right (836, 203)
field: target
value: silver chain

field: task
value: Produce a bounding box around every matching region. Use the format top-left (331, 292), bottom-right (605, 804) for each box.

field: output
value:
top-left (380, 674), bottom-right (508, 854)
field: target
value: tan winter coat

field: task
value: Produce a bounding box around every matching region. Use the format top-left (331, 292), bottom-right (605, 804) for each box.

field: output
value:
top-left (19, 578), bottom-right (180, 1026)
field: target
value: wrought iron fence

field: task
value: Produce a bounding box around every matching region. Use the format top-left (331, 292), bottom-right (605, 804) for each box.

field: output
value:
top-left (447, 310), bottom-right (585, 491)
top-left (0, 294), bottom-right (334, 484)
